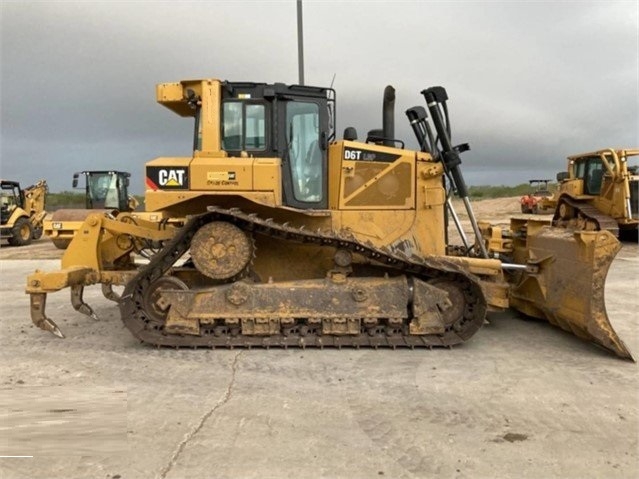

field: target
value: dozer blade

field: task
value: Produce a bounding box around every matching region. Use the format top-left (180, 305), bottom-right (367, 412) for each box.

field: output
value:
top-left (507, 227), bottom-right (632, 360)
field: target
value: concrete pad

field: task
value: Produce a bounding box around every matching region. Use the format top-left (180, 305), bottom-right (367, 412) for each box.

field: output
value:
top-left (0, 244), bottom-right (637, 479)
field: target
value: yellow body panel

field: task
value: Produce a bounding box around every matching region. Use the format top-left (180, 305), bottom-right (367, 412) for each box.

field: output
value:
top-left (332, 141), bottom-right (415, 210)
top-left (326, 141), bottom-right (446, 256)
top-left (144, 155), bottom-right (283, 214)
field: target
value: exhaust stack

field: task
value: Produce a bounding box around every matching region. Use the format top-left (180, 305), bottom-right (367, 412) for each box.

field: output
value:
top-left (382, 85), bottom-right (395, 147)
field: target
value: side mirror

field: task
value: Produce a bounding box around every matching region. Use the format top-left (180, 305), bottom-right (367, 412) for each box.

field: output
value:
top-left (72, 173), bottom-right (79, 188)
top-left (556, 171), bottom-right (569, 182)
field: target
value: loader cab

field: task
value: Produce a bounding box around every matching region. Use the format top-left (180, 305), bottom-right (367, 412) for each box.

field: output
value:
top-left (217, 82), bottom-right (335, 210)
top-left (73, 171), bottom-right (131, 211)
top-left (0, 181), bottom-right (24, 225)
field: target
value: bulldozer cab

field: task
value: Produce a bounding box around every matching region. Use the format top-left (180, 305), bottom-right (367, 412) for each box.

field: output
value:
top-left (218, 85), bottom-right (331, 208)
top-left (219, 83), bottom-right (333, 209)
top-left (73, 171), bottom-right (131, 211)
top-left (572, 155), bottom-right (605, 195)
top-left (152, 80), bottom-right (334, 211)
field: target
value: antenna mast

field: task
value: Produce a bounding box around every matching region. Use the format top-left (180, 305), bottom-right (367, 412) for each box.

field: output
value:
top-left (297, 0), bottom-right (305, 85)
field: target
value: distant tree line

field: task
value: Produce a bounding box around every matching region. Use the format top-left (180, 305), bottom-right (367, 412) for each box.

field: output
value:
top-left (44, 184), bottom-right (556, 210)
top-left (467, 183), bottom-right (557, 199)
top-left (45, 191), bottom-right (145, 211)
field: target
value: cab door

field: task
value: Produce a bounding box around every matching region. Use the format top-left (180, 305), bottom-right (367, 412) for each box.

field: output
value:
top-left (280, 99), bottom-right (328, 210)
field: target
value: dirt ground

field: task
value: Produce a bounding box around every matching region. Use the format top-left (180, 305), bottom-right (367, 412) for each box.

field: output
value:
top-left (1, 197), bottom-right (637, 479)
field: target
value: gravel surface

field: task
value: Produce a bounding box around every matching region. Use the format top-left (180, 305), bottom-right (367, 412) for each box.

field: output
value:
top-left (1, 198), bottom-right (637, 479)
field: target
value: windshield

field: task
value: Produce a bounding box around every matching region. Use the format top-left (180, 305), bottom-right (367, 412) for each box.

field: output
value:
top-left (88, 173), bottom-right (120, 209)
top-left (0, 190), bottom-right (17, 208)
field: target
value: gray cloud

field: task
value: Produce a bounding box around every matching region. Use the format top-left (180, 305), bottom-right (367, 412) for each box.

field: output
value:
top-left (1, 1), bottom-right (637, 193)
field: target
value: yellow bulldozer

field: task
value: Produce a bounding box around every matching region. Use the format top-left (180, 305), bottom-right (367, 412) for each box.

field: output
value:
top-left (44, 170), bottom-right (140, 249)
top-left (25, 79), bottom-right (632, 359)
top-left (1, 179), bottom-right (48, 246)
top-left (551, 148), bottom-right (638, 239)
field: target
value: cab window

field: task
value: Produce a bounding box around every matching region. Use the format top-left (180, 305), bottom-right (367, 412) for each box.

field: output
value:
top-left (222, 102), bottom-right (266, 151)
top-left (245, 104), bottom-right (266, 149)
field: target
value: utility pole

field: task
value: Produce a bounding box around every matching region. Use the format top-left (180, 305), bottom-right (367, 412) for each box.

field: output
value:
top-left (297, 0), bottom-right (305, 85)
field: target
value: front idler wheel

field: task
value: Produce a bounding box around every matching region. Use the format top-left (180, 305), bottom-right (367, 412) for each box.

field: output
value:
top-left (143, 276), bottom-right (189, 326)
top-left (428, 278), bottom-right (468, 331)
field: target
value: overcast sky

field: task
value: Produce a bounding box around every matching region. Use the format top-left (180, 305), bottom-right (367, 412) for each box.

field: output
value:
top-left (1, 1), bottom-right (637, 194)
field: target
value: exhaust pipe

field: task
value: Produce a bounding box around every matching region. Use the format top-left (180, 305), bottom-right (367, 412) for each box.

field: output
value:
top-left (382, 85), bottom-right (395, 147)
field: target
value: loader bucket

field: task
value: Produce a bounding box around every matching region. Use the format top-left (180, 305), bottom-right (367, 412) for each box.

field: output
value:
top-left (506, 226), bottom-right (632, 360)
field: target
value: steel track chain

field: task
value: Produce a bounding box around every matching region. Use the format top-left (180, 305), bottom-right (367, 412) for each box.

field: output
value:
top-left (119, 207), bottom-right (487, 349)
top-left (553, 196), bottom-right (619, 236)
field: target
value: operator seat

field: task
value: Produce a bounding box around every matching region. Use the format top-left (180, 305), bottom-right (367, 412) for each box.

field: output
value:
top-left (304, 140), bottom-right (322, 200)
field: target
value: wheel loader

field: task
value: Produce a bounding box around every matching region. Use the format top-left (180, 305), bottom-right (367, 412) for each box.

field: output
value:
top-left (25, 79), bottom-right (632, 359)
top-left (1, 179), bottom-right (48, 246)
top-left (44, 170), bottom-right (141, 249)
top-left (551, 149), bottom-right (638, 239)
